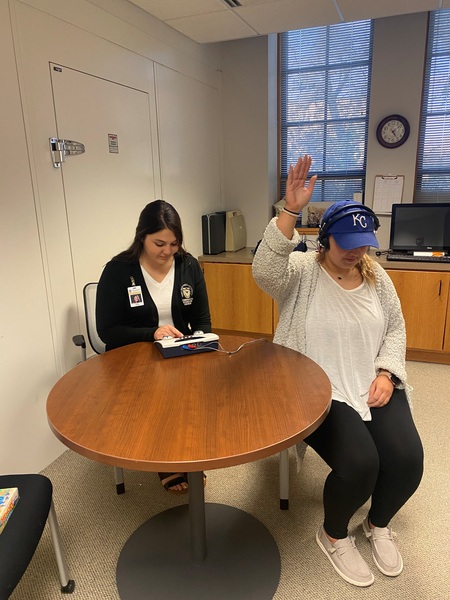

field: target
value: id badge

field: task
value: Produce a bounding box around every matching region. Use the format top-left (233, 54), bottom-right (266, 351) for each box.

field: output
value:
top-left (128, 285), bottom-right (144, 307)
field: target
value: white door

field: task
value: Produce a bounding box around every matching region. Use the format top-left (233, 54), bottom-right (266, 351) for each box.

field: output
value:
top-left (50, 63), bottom-right (156, 318)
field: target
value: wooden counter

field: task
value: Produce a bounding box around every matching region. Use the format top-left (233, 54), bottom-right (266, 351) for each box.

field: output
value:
top-left (200, 248), bottom-right (450, 364)
top-left (199, 249), bottom-right (275, 337)
top-left (200, 249), bottom-right (450, 271)
top-left (372, 253), bottom-right (450, 273)
top-left (199, 247), bottom-right (256, 265)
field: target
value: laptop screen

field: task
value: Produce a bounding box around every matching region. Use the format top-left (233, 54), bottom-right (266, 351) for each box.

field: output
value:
top-left (389, 203), bottom-right (450, 254)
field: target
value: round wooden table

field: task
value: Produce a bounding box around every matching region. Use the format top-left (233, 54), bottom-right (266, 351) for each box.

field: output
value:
top-left (47, 335), bottom-right (331, 600)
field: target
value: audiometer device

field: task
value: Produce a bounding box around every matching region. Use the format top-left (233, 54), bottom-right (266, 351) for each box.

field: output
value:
top-left (155, 332), bottom-right (219, 359)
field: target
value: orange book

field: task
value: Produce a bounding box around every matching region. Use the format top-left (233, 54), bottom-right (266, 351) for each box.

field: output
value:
top-left (0, 488), bottom-right (19, 534)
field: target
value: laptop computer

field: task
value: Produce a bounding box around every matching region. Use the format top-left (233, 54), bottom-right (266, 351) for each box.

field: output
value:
top-left (386, 203), bottom-right (450, 263)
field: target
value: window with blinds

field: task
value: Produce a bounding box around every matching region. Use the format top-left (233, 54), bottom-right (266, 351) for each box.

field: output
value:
top-left (279, 20), bottom-right (373, 203)
top-left (416, 9), bottom-right (450, 203)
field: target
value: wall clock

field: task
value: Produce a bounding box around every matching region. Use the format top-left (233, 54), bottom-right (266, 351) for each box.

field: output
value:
top-left (376, 114), bottom-right (410, 148)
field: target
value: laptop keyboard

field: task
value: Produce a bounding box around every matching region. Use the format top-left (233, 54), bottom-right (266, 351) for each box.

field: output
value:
top-left (386, 253), bottom-right (450, 263)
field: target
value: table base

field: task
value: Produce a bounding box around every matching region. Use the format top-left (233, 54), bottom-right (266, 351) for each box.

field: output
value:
top-left (116, 503), bottom-right (281, 600)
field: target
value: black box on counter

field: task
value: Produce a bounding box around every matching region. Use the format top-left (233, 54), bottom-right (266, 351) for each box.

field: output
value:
top-left (201, 211), bottom-right (226, 255)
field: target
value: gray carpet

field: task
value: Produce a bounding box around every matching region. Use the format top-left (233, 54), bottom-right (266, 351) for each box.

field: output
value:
top-left (10, 360), bottom-right (450, 599)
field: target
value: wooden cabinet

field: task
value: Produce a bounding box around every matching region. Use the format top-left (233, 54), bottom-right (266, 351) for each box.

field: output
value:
top-left (445, 296), bottom-right (450, 353)
top-left (201, 262), bottom-right (275, 336)
top-left (200, 253), bottom-right (450, 363)
top-left (386, 269), bottom-right (450, 363)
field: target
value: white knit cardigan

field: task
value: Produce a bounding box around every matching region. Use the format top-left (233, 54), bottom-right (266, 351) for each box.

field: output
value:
top-left (252, 218), bottom-right (408, 389)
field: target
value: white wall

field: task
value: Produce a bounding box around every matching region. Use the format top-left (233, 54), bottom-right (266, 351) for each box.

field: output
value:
top-left (366, 13), bottom-right (428, 249)
top-left (0, 0), bottom-right (64, 471)
top-left (1, 0), bottom-right (223, 473)
top-left (220, 35), bottom-right (278, 246)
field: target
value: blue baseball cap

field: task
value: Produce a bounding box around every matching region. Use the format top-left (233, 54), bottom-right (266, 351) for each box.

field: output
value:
top-left (321, 201), bottom-right (379, 250)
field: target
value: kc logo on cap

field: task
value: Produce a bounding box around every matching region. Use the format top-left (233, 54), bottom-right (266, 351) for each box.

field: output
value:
top-left (352, 214), bottom-right (368, 229)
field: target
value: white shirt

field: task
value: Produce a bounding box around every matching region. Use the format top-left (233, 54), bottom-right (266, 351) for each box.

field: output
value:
top-left (141, 262), bottom-right (175, 327)
top-left (305, 267), bottom-right (384, 420)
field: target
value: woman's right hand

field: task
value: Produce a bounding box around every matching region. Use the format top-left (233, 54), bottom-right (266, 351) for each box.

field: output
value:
top-left (154, 325), bottom-right (183, 340)
top-left (285, 154), bottom-right (317, 213)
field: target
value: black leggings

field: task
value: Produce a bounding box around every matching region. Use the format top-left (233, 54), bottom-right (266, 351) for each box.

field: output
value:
top-left (304, 390), bottom-right (424, 539)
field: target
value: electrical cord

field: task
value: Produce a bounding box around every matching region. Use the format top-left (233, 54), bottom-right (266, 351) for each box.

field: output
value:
top-left (205, 337), bottom-right (268, 355)
top-left (294, 234), bottom-right (319, 253)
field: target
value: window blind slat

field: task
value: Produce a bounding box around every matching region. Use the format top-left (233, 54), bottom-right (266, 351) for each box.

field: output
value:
top-left (416, 10), bottom-right (450, 202)
top-left (280, 20), bottom-right (373, 202)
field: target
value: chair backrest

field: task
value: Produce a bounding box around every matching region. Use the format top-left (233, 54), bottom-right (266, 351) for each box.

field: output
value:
top-left (83, 283), bottom-right (106, 355)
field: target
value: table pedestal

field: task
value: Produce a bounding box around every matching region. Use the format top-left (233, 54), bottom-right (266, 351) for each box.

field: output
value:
top-left (116, 498), bottom-right (281, 599)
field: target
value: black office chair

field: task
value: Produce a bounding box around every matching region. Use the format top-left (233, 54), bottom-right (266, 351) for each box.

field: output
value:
top-left (73, 282), bottom-right (125, 494)
top-left (0, 474), bottom-right (74, 598)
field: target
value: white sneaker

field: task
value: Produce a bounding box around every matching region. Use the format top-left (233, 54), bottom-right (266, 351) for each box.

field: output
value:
top-left (362, 516), bottom-right (403, 576)
top-left (316, 525), bottom-right (374, 587)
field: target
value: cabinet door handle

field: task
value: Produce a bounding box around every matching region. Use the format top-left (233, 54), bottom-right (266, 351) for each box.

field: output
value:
top-left (439, 280), bottom-right (442, 296)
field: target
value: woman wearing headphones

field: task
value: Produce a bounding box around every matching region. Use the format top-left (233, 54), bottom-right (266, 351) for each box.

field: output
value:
top-left (253, 155), bottom-right (423, 588)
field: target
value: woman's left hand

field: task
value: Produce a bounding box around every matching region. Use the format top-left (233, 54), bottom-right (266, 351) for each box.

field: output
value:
top-left (367, 375), bottom-right (394, 408)
top-left (285, 154), bottom-right (317, 213)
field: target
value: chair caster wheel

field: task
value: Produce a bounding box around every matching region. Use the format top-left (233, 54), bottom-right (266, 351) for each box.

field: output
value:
top-left (61, 579), bottom-right (75, 593)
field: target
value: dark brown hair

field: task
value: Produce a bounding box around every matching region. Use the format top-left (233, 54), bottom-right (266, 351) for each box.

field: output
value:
top-left (113, 200), bottom-right (186, 262)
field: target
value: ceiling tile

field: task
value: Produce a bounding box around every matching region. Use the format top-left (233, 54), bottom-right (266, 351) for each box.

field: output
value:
top-left (167, 10), bottom-right (258, 44)
top-left (338, 0), bottom-right (440, 22)
top-left (127, 0), bottom-right (226, 21)
top-left (236, 0), bottom-right (342, 35)
top-left (238, 0), bottom-right (288, 5)
top-left (126, 0), bottom-right (447, 43)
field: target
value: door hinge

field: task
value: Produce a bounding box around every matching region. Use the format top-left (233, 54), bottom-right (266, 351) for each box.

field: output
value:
top-left (49, 137), bottom-right (85, 168)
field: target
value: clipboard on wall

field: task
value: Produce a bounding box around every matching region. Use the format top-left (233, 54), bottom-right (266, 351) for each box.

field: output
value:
top-left (372, 175), bottom-right (404, 214)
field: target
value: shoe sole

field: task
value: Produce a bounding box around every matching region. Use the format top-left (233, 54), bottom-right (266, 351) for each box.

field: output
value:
top-left (316, 531), bottom-right (375, 587)
top-left (362, 521), bottom-right (403, 577)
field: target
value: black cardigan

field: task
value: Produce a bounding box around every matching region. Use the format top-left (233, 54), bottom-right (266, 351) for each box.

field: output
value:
top-left (96, 253), bottom-right (211, 350)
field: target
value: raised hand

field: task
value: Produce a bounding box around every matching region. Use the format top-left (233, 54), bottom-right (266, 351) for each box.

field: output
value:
top-left (285, 154), bottom-right (317, 213)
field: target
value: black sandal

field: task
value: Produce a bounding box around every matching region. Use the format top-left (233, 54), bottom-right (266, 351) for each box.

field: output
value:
top-left (158, 472), bottom-right (207, 493)
top-left (158, 472), bottom-right (188, 494)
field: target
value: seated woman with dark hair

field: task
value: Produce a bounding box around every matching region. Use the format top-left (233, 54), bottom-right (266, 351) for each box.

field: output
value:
top-left (96, 199), bottom-right (212, 492)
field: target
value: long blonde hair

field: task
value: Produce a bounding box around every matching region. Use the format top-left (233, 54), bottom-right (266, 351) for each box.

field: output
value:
top-left (316, 249), bottom-right (377, 284)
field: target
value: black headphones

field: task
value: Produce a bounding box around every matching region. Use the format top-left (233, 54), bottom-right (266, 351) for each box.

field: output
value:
top-left (317, 204), bottom-right (380, 250)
